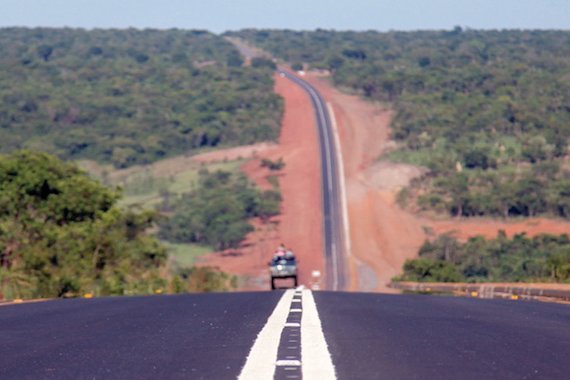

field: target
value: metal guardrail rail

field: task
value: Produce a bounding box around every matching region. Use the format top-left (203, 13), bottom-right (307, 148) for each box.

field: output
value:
top-left (390, 282), bottom-right (570, 303)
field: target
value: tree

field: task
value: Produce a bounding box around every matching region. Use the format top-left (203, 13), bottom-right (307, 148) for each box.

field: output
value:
top-left (549, 180), bottom-right (570, 217)
top-left (400, 258), bottom-right (462, 282)
top-left (37, 45), bottom-right (53, 61)
top-left (0, 28), bottom-right (283, 168)
top-left (251, 57), bottom-right (276, 70)
top-left (0, 151), bottom-right (167, 299)
top-left (515, 176), bottom-right (546, 216)
top-left (159, 170), bottom-right (282, 250)
top-left (230, 29), bottom-right (570, 219)
top-left (291, 62), bottom-right (303, 71)
top-left (463, 148), bottom-right (494, 169)
top-left (444, 173), bottom-right (470, 217)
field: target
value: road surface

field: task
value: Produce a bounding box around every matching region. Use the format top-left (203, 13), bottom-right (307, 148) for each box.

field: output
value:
top-left (279, 70), bottom-right (347, 292)
top-left (2, 292), bottom-right (570, 379)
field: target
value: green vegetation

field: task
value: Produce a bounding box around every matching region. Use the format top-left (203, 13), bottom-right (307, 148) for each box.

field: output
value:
top-left (0, 151), bottom-right (168, 299)
top-left (165, 242), bottom-right (212, 267)
top-left (0, 151), bottom-right (238, 299)
top-left (108, 160), bottom-right (242, 208)
top-left (159, 168), bottom-right (281, 250)
top-left (261, 157), bottom-right (285, 171)
top-left (230, 29), bottom-right (570, 218)
top-left (0, 28), bottom-right (282, 168)
top-left (395, 232), bottom-right (570, 283)
top-left (81, 153), bottom-right (283, 275)
top-left (174, 266), bottom-right (237, 293)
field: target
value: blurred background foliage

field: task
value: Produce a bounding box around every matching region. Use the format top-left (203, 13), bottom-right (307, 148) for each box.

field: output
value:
top-left (0, 28), bottom-right (283, 168)
top-left (0, 151), bottom-right (238, 299)
top-left (396, 232), bottom-right (570, 283)
top-left (230, 29), bottom-right (570, 219)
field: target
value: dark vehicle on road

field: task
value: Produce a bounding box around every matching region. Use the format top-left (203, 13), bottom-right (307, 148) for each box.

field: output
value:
top-left (269, 254), bottom-right (298, 290)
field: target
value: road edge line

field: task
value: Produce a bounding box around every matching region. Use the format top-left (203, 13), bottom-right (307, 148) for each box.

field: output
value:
top-left (238, 290), bottom-right (294, 380)
top-left (302, 290), bottom-right (336, 379)
top-left (327, 102), bottom-right (352, 260)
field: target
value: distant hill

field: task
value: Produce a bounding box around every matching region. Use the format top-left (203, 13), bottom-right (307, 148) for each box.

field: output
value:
top-left (0, 28), bottom-right (282, 168)
top-left (230, 29), bottom-right (570, 219)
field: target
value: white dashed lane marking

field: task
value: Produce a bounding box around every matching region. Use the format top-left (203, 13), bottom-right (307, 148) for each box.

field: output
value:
top-left (238, 289), bottom-right (336, 380)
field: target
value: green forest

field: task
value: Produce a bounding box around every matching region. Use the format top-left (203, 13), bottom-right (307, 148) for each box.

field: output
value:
top-left (159, 168), bottom-right (281, 250)
top-left (0, 28), bottom-right (283, 168)
top-left (396, 232), bottom-right (570, 283)
top-left (0, 151), bottom-right (238, 299)
top-left (230, 29), bottom-right (570, 219)
top-left (0, 151), bottom-right (166, 298)
top-left (0, 28), bottom-right (286, 298)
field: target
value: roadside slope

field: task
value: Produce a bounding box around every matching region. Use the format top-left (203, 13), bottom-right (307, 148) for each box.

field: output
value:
top-left (305, 73), bottom-right (570, 292)
top-left (305, 74), bottom-right (426, 292)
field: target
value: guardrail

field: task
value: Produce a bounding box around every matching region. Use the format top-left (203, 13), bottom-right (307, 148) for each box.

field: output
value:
top-left (389, 282), bottom-right (570, 303)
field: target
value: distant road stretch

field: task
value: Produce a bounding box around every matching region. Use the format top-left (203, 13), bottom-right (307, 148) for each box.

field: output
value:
top-left (279, 69), bottom-right (347, 291)
top-left (2, 292), bottom-right (570, 379)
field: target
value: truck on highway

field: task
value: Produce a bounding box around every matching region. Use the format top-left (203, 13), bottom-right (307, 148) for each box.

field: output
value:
top-left (269, 252), bottom-right (298, 290)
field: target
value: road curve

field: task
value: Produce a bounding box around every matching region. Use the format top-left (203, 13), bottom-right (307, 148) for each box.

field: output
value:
top-left (278, 69), bottom-right (347, 291)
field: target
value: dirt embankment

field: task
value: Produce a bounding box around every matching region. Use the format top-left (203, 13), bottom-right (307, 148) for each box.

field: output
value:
top-left (199, 70), bottom-right (570, 293)
top-left (304, 73), bottom-right (570, 292)
top-left (304, 75), bottom-right (427, 292)
top-left (199, 74), bottom-right (324, 290)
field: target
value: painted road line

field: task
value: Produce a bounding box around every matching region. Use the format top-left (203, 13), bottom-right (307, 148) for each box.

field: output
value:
top-left (240, 288), bottom-right (335, 379)
top-left (327, 102), bottom-right (352, 260)
top-left (238, 290), bottom-right (294, 380)
top-left (307, 85), bottom-right (335, 194)
top-left (302, 289), bottom-right (336, 379)
top-left (277, 292), bottom-right (304, 380)
top-left (276, 360), bottom-right (302, 366)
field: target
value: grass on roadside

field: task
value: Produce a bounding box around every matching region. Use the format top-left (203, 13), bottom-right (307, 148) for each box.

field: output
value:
top-left (164, 242), bottom-right (213, 268)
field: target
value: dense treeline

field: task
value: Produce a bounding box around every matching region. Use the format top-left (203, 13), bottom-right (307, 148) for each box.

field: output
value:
top-left (0, 151), bottom-right (237, 299)
top-left (230, 29), bottom-right (570, 218)
top-left (0, 28), bottom-right (282, 168)
top-left (159, 169), bottom-right (281, 250)
top-left (0, 151), bottom-right (167, 298)
top-left (396, 232), bottom-right (570, 283)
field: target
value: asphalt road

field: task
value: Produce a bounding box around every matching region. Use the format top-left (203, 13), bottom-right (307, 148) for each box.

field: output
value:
top-left (0, 292), bottom-right (281, 379)
top-left (279, 70), bottom-right (347, 291)
top-left (3, 292), bottom-right (570, 379)
top-left (315, 292), bottom-right (570, 380)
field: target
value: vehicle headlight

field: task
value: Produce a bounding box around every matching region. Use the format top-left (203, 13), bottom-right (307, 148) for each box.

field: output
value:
top-left (277, 265), bottom-right (283, 270)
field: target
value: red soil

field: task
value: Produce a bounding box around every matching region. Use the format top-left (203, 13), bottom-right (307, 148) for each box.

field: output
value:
top-left (201, 70), bottom-right (570, 293)
top-left (199, 74), bottom-right (324, 290)
top-left (304, 73), bottom-right (570, 292)
top-left (304, 75), bottom-right (427, 292)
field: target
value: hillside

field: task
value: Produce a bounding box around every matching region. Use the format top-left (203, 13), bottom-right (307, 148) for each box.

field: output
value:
top-left (0, 28), bottom-right (282, 168)
top-left (229, 29), bottom-right (570, 219)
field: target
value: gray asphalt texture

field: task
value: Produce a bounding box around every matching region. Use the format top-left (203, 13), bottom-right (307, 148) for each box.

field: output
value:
top-left (0, 292), bottom-right (282, 379)
top-left (314, 292), bottom-right (570, 380)
top-left (3, 292), bottom-right (570, 379)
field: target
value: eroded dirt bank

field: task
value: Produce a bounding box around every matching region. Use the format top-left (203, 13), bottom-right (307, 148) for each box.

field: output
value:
top-left (305, 74), bottom-right (427, 292)
top-left (305, 73), bottom-right (570, 292)
top-left (200, 70), bottom-right (570, 293)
